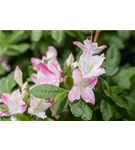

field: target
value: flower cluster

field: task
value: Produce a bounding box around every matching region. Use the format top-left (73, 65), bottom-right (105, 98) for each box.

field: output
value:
top-left (0, 38), bottom-right (106, 121)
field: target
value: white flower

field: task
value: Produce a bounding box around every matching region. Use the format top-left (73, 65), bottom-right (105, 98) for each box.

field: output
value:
top-left (78, 54), bottom-right (106, 78)
top-left (28, 96), bottom-right (51, 119)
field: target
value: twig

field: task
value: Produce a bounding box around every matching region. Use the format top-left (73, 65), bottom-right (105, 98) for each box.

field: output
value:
top-left (94, 30), bottom-right (101, 42)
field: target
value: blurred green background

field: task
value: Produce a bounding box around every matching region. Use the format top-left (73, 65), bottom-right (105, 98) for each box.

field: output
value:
top-left (0, 30), bottom-right (135, 121)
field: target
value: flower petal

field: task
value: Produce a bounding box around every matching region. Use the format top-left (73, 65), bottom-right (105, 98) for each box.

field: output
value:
top-left (82, 87), bottom-right (95, 104)
top-left (46, 46), bottom-right (57, 60)
top-left (88, 77), bottom-right (98, 89)
top-left (73, 41), bottom-right (86, 51)
top-left (83, 39), bottom-right (92, 50)
top-left (68, 86), bottom-right (81, 102)
top-left (72, 69), bottom-right (82, 84)
top-left (35, 111), bottom-right (47, 119)
top-left (95, 45), bottom-right (107, 54)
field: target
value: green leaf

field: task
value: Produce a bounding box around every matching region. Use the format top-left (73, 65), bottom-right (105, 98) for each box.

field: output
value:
top-left (31, 30), bottom-right (43, 42)
top-left (30, 84), bottom-right (67, 99)
top-left (113, 67), bottom-right (135, 89)
top-left (105, 45), bottom-right (121, 76)
top-left (69, 100), bottom-right (93, 121)
top-left (6, 43), bottom-right (30, 56)
top-left (52, 92), bottom-right (67, 116)
top-left (13, 113), bottom-right (30, 121)
top-left (0, 104), bottom-right (9, 112)
top-left (100, 99), bottom-right (116, 121)
top-left (111, 86), bottom-right (125, 94)
top-left (0, 72), bottom-right (16, 96)
top-left (111, 95), bottom-right (129, 109)
top-left (64, 75), bottom-right (74, 90)
top-left (130, 74), bottom-right (135, 88)
top-left (44, 117), bottom-right (55, 121)
top-left (0, 117), bottom-right (11, 121)
top-left (117, 30), bottom-right (131, 41)
top-left (51, 30), bottom-right (65, 44)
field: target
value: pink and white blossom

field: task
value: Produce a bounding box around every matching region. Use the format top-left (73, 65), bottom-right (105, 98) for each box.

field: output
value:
top-left (68, 69), bottom-right (98, 104)
top-left (28, 96), bottom-right (51, 119)
top-left (77, 54), bottom-right (106, 79)
top-left (31, 58), bottom-right (63, 86)
top-left (73, 39), bottom-right (107, 56)
top-left (14, 66), bottom-right (23, 87)
top-left (0, 89), bottom-right (27, 116)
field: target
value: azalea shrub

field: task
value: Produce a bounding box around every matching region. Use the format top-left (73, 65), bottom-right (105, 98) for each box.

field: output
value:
top-left (0, 30), bottom-right (135, 121)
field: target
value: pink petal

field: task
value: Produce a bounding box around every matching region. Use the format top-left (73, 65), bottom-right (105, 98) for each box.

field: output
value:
top-left (83, 39), bottom-right (92, 49)
top-left (73, 41), bottom-right (86, 51)
top-left (95, 45), bottom-right (107, 54)
top-left (0, 111), bottom-right (8, 117)
top-left (36, 63), bottom-right (53, 75)
top-left (82, 87), bottom-right (95, 104)
top-left (31, 57), bottom-right (41, 66)
top-left (21, 103), bottom-right (27, 112)
top-left (88, 77), bottom-right (98, 89)
top-left (46, 46), bottom-right (57, 60)
top-left (1, 93), bottom-right (10, 103)
top-left (68, 86), bottom-right (81, 102)
top-left (72, 69), bottom-right (82, 84)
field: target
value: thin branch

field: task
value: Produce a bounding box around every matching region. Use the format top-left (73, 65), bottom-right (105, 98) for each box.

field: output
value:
top-left (94, 30), bottom-right (101, 42)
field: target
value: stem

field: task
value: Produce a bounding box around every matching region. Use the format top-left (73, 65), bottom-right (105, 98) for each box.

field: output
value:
top-left (94, 30), bottom-right (101, 42)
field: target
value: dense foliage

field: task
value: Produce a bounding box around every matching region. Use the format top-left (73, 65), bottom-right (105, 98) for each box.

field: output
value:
top-left (0, 30), bottom-right (135, 121)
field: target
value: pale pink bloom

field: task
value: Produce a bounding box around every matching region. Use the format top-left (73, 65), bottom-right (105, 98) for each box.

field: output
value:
top-left (73, 39), bottom-right (107, 56)
top-left (68, 69), bottom-right (98, 104)
top-left (46, 46), bottom-right (57, 60)
top-left (77, 54), bottom-right (106, 79)
top-left (0, 89), bottom-right (27, 116)
top-left (28, 96), bottom-right (51, 119)
top-left (31, 57), bottom-right (63, 86)
top-left (0, 57), bottom-right (11, 72)
top-left (14, 66), bottom-right (23, 87)
top-left (66, 53), bottom-right (74, 67)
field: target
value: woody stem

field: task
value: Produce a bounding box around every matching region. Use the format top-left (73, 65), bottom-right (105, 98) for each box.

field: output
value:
top-left (94, 30), bottom-right (101, 42)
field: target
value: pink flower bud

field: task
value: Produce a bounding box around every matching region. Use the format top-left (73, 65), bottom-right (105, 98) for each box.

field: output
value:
top-left (14, 66), bottom-right (23, 87)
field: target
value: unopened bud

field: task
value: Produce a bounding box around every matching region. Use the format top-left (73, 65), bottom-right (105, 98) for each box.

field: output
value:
top-left (66, 53), bottom-right (74, 67)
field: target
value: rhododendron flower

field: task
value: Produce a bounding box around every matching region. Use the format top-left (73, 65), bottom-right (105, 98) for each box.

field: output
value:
top-left (77, 54), bottom-right (106, 78)
top-left (66, 53), bottom-right (74, 67)
top-left (28, 96), bottom-right (51, 119)
top-left (73, 39), bottom-right (107, 56)
top-left (0, 89), bottom-right (27, 116)
top-left (31, 46), bottom-right (63, 86)
top-left (14, 66), bottom-right (23, 87)
top-left (68, 69), bottom-right (98, 104)
top-left (31, 58), bottom-right (63, 86)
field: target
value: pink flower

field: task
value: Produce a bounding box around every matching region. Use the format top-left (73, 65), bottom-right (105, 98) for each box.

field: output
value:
top-left (28, 96), bottom-right (51, 119)
top-left (78, 54), bottom-right (106, 79)
top-left (68, 69), bottom-right (98, 104)
top-left (73, 39), bottom-right (107, 56)
top-left (14, 66), bottom-right (23, 87)
top-left (0, 89), bottom-right (27, 116)
top-left (31, 46), bottom-right (63, 86)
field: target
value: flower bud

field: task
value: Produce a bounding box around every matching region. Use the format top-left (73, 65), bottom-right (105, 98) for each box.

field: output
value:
top-left (21, 81), bottom-right (28, 99)
top-left (14, 66), bottom-right (23, 87)
top-left (66, 53), bottom-right (74, 67)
